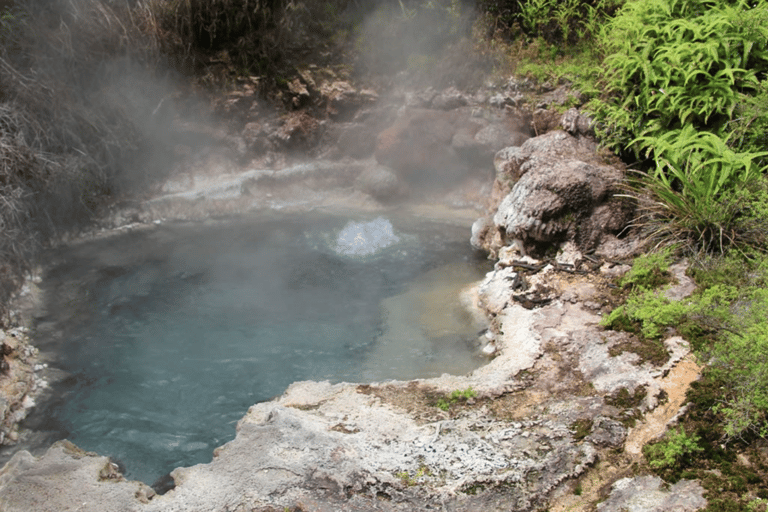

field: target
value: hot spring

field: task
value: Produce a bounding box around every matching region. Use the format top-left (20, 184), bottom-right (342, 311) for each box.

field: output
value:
top-left (7, 212), bottom-right (491, 487)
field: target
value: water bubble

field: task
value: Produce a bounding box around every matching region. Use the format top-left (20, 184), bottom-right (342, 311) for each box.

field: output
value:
top-left (334, 217), bottom-right (400, 257)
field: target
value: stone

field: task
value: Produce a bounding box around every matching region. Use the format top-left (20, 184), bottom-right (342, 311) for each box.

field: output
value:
top-left (334, 122), bottom-right (378, 159)
top-left (241, 121), bottom-right (274, 155)
top-left (477, 267), bottom-right (518, 315)
top-left (474, 124), bottom-right (529, 154)
top-left (536, 85), bottom-right (583, 109)
top-left (561, 107), bottom-right (594, 137)
top-left (453, 119), bottom-right (530, 169)
top-left (431, 88), bottom-right (468, 110)
top-left (0, 441), bottom-right (153, 512)
top-left (470, 216), bottom-right (493, 251)
top-left (597, 476), bottom-right (707, 512)
top-left (488, 93), bottom-right (521, 108)
top-left (532, 108), bottom-right (563, 134)
top-left (272, 111), bottom-right (321, 150)
top-left (320, 80), bottom-right (372, 119)
top-left (586, 417), bottom-right (627, 448)
top-left (404, 88), bottom-right (438, 108)
top-left (355, 164), bottom-right (405, 201)
top-left (477, 131), bottom-right (632, 256)
top-left (287, 77), bottom-right (311, 108)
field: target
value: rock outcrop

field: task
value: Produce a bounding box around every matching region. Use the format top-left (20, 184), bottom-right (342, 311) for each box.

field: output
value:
top-left (0, 328), bottom-right (42, 447)
top-left (598, 476), bottom-right (707, 512)
top-left (472, 129), bottom-right (634, 258)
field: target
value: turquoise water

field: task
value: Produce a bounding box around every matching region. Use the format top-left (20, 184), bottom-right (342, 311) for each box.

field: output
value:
top-left (18, 213), bottom-right (488, 487)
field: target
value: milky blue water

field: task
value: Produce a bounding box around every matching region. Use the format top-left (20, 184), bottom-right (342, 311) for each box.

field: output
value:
top-left (18, 212), bottom-right (489, 487)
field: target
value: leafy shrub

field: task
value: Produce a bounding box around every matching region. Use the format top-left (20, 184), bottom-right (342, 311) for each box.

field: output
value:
top-left (593, 0), bottom-right (768, 153)
top-left (629, 128), bottom-right (768, 252)
top-left (477, 0), bottom-right (623, 45)
top-left (644, 426), bottom-right (703, 470)
top-left (590, 0), bottom-right (768, 253)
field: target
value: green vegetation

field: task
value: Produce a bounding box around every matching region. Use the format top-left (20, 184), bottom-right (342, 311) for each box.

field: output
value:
top-left (644, 427), bottom-right (704, 470)
top-left (396, 465), bottom-right (431, 486)
top-left (601, 248), bottom-right (678, 341)
top-left (594, 0), bottom-right (768, 149)
top-left (616, 247), bottom-right (674, 290)
top-left (435, 387), bottom-right (477, 411)
top-left (589, 0), bottom-right (768, 252)
top-left (602, 250), bottom-right (768, 441)
top-left (570, 418), bottom-right (593, 440)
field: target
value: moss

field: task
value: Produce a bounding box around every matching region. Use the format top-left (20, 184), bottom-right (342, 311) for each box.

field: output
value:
top-left (570, 418), bottom-right (593, 441)
top-left (617, 248), bottom-right (674, 291)
top-left (605, 386), bottom-right (646, 427)
top-left (608, 336), bottom-right (670, 366)
top-left (433, 387), bottom-right (477, 411)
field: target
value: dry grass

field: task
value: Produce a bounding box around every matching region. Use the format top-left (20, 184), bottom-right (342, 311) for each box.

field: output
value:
top-left (0, 0), bottom-right (172, 323)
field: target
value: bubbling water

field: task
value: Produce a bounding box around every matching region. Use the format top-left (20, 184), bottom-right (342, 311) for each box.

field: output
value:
top-left (334, 217), bottom-right (400, 257)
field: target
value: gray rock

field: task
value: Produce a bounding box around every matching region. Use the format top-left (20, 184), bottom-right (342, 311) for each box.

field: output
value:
top-left (598, 476), bottom-right (707, 512)
top-left (561, 107), bottom-right (594, 137)
top-left (355, 164), bottom-right (405, 201)
top-left (474, 124), bottom-right (529, 155)
top-left (477, 266), bottom-right (518, 315)
top-left (470, 216), bottom-right (493, 250)
top-left (332, 122), bottom-right (379, 159)
top-left (0, 441), bottom-right (152, 512)
top-left (535, 86), bottom-right (583, 109)
top-left (586, 417), bottom-right (627, 448)
top-left (431, 88), bottom-right (468, 110)
top-left (318, 80), bottom-right (378, 120)
top-left (452, 117), bottom-right (530, 169)
top-left (480, 131), bottom-right (632, 256)
top-left (489, 93), bottom-right (519, 108)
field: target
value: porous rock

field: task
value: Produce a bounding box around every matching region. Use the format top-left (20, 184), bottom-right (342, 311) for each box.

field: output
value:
top-left (0, 328), bottom-right (39, 447)
top-left (475, 130), bottom-right (632, 257)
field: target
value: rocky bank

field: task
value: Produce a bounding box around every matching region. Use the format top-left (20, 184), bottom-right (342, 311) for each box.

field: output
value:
top-left (0, 78), bottom-right (708, 511)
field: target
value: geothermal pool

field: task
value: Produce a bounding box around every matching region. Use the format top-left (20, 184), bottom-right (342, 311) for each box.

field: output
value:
top-left (12, 212), bottom-right (490, 486)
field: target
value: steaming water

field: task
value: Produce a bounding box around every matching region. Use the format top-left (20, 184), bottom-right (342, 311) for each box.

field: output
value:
top-left (11, 212), bottom-right (490, 486)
